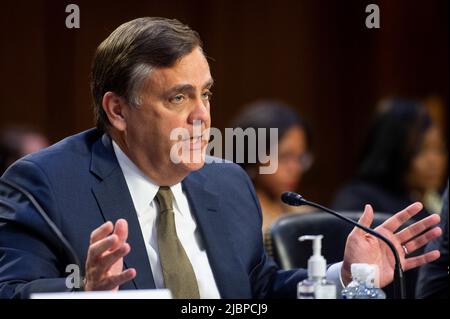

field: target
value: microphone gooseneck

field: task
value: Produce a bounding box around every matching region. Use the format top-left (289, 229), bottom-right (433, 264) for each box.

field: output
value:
top-left (281, 191), bottom-right (406, 299)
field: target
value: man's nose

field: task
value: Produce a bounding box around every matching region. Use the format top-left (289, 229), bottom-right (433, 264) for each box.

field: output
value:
top-left (188, 98), bottom-right (210, 124)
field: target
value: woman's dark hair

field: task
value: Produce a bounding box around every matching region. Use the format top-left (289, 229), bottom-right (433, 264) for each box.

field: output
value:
top-left (230, 100), bottom-right (311, 171)
top-left (356, 98), bottom-right (432, 194)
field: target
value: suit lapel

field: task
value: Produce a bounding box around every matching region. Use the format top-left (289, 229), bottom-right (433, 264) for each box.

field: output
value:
top-left (90, 134), bottom-right (249, 296)
top-left (182, 173), bottom-right (250, 298)
top-left (90, 134), bottom-right (155, 290)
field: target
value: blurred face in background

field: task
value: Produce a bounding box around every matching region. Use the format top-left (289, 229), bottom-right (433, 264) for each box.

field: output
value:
top-left (0, 128), bottom-right (49, 173)
top-left (406, 125), bottom-right (448, 193)
top-left (20, 133), bottom-right (49, 155)
top-left (255, 125), bottom-right (311, 198)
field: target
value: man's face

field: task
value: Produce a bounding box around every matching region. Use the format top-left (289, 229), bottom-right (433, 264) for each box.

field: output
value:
top-left (121, 47), bottom-right (212, 184)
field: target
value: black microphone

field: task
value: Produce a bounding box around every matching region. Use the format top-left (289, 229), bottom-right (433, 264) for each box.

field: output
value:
top-left (281, 191), bottom-right (406, 299)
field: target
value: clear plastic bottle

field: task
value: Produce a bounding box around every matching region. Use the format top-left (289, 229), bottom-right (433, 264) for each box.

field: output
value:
top-left (342, 263), bottom-right (386, 299)
top-left (341, 264), bottom-right (364, 299)
top-left (297, 235), bottom-right (336, 299)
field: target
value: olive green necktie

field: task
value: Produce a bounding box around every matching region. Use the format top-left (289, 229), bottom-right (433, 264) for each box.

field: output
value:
top-left (155, 186), bottom-right (200, 299)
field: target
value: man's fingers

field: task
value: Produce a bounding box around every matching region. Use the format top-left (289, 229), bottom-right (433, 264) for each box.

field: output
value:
top-left (403, 226), bottom-right (442, 255)
top-left (88, 234), bottom-right (118, 262)
top-left (354, 204), bottom-right (374, 235)
top-left (97, 243), bottom-right (131, 273)
top-left (403, 250), bottom-right (441, 271)
top-left (396, 214), bottom-right (441, 244)
top-left (100, 268), bottom-right (137, 290)
top-left (381, 202), bottom-right (423, 233)
top-left (90, 221), bottom-right (114, 244)
top-left (114, 219), bottom-right (128, 243)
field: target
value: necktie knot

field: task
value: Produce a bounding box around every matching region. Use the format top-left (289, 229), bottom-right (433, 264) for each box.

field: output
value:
top-left (155, 186), bottom-right (174, 213)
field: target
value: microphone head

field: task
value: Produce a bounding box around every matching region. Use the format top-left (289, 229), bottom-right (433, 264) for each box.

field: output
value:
top-left (281, 192), bottom-right (306, 206)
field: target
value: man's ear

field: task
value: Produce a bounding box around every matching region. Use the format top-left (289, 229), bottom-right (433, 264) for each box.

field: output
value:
top-left (102, 92), bottom-right (128, 131)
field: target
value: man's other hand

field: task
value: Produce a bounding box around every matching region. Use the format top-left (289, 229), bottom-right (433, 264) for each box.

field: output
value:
top-left (342, 203), bottom-right (442, 287)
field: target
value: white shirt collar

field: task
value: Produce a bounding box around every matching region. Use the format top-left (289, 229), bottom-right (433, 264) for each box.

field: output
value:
top-left (112, 140), bottom-right (185, 216)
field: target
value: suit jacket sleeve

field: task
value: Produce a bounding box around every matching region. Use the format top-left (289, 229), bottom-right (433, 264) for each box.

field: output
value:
top-left (0, 159), bottom-right (75, 299)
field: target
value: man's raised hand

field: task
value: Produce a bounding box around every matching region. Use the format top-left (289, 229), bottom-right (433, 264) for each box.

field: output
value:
top-left (84, 219), bottom-right (136, 291)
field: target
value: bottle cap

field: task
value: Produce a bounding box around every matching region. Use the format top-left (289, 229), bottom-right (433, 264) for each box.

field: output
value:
top-left (350, 263), bottom-right (380, 287)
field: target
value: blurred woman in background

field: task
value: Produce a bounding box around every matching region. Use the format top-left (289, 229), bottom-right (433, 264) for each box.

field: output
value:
top-left (332, 98), bottom-right (448, 220)
top-left (231, 100), bottom-right (314, 231)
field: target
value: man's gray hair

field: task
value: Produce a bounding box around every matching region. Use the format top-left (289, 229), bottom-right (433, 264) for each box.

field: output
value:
top-left (91, 17), bottom-right (202, 131)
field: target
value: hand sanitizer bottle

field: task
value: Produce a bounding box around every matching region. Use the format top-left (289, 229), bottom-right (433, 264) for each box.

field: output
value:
top-left (297, 235), bottom-right (336, 299)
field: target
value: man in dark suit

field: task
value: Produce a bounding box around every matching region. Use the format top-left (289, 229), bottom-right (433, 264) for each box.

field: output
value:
top-left (0, 17), bottom-right (443, 299)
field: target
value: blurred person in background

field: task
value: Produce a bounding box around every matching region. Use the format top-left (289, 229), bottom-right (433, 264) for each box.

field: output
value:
top-left (0, 125), bottom-right (49, 175)
top-left (231, 101), bottom-right (314, 231)
top-left (332, 98), bottom-right (448, 220)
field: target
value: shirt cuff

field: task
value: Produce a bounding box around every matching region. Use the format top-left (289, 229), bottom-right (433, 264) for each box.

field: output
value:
top-left (326, 261), bottom-right (345, 298)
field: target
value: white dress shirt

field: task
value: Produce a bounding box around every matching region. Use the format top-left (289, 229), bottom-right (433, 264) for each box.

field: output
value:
top-left (112, 141), bottom-right (221, 299)
top-left (112, 141), bottom-right (344, 298)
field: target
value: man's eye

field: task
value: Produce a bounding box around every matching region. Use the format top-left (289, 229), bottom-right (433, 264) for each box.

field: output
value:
top-left (202, 90), bottom-right (213, 100)
top-left (170, 94), bottom-right (185, 104)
